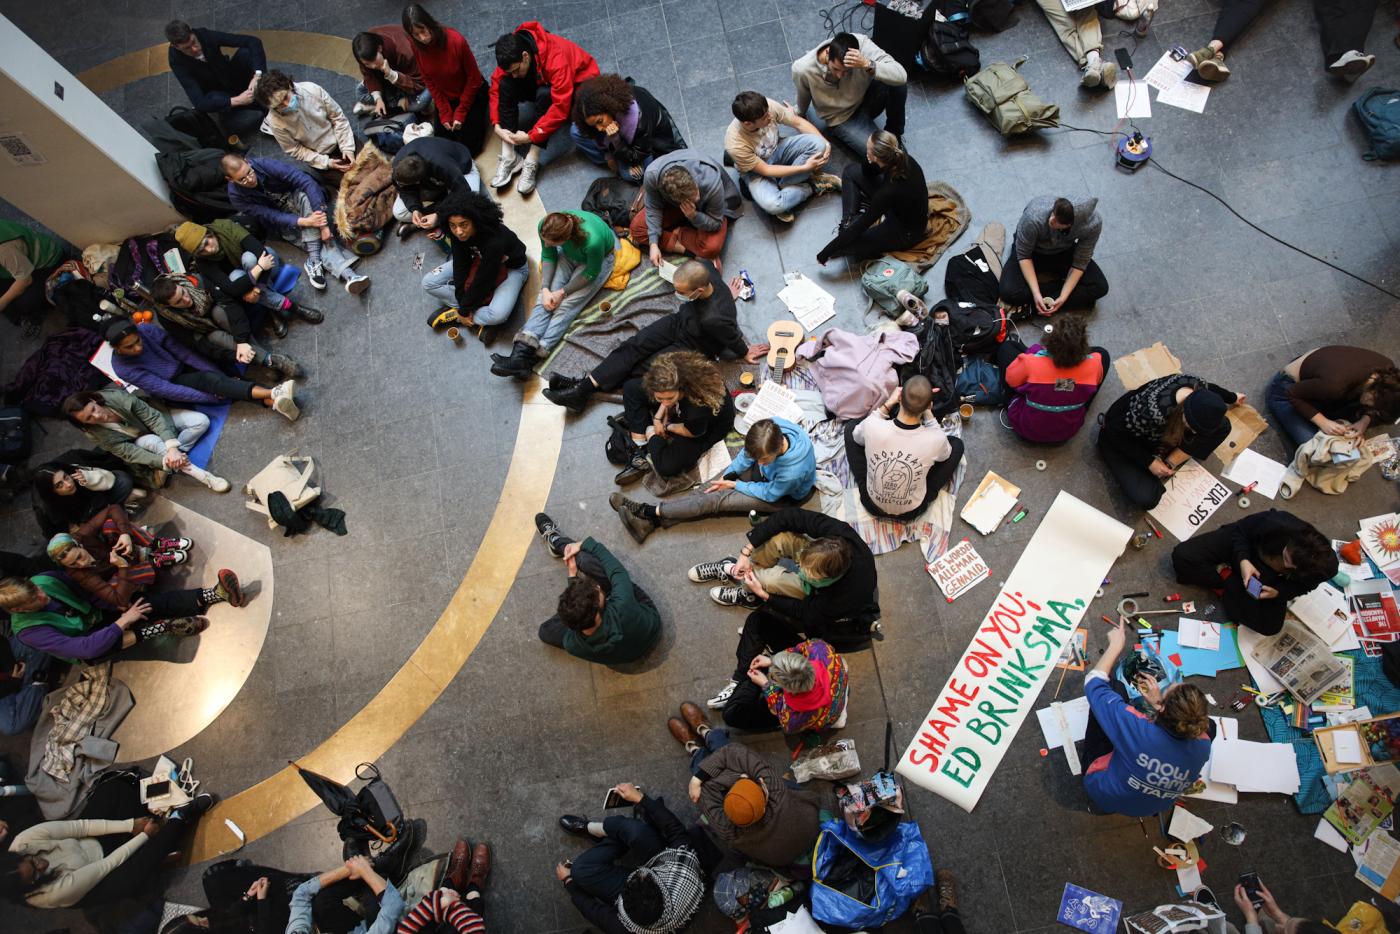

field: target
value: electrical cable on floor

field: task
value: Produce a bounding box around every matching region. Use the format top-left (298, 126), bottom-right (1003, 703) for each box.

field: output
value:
top-left (1056, 122), bottom-right (1400, 302)
top-left (820, 0), bottom-right (873, 38)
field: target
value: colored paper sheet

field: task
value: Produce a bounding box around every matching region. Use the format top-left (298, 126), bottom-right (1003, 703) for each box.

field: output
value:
top-left (1158, 627), bottom-right (1243, 678)
top-left (1058, 883), bottom-right (1122, 934)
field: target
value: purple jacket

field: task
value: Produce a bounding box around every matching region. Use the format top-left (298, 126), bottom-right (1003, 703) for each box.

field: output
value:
top-left (16, 612), bottom-right (122, 661)
top-left (111, 324), bottom-right (225, 406)
top-left (226, 157), bottom-right (326, 230)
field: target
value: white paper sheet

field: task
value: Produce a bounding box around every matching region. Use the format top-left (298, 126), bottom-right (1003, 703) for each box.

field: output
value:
top-left (1036, 695), bottom-right (1090, 750)
top-left (735, 380), bottom-right (804, 433)
top-left (1059, 0), bottom-right (1097, 9)
top-left (1333, 728), bottom-right (1364, 764)
top-left (1168, 806), bottom-right (1215, 842)
top-left (1221, 448), bottom-right (1287, 500)
top-left (1157, 80), bottom-right (1211, 113)
top-left (1209, 739), bottom-right (1300, 793)
top-left (1175, 860), bottom-right (1203, 892)
top-left (695, 440), bottom-right (733, 483)
top-left (1315, 818), bottom-right (1350, 853)
top-left (1114, 79), bottom-right (1151, 119)
top-left (1179, 618), bottom-right (1221, 651)
top-left (1236, 626), bottom-right (1287, 694)
top-left (962, 484), bottom-right (1018, 535)
top-left (1144, 52), bottom-right (1192, 91)
top-left (776, 273), bottom-right (836, 332)
top-left (1288, 583), bottom-right (1353, 646)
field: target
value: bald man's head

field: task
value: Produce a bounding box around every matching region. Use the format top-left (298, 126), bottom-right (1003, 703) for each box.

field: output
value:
top-left (672, 260), bottom-right (712, 295)
top-left (901, 375), bottom-right (933, 417)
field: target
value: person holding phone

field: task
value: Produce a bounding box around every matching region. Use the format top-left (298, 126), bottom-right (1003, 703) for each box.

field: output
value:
top-left (1171, 510), bottom-right (1337, 637)
top-left (1081, 618), bottom-right (1213, 817)
top-left (1230, 879), bottom-right (1331, 934)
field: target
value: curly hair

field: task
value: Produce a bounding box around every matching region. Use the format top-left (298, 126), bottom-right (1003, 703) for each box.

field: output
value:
top-left (1364, 367), bottom-right (1400, 422)
top-left (252, 69), bottom-right (295, 109)
top-left (1157, 683), bottom-right (1209, 740)
top-left (658, 165), bottom-right (697, 204)
top-left (557, 577), bottom-right (603, 631)
top-left (1043, 316), bottom-right (1090, 368)
top-left (572, 74), bottom-right (635, 130)
top-left (436, 189), bottom-right (505, 239)
top-left (642, 351), bottom-right (727, 414)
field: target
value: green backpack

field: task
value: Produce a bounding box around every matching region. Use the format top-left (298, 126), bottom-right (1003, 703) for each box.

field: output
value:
top-left (860, 257), bottom-right (928, 318)
top-left (964, 58), bottom-right (1060, 136)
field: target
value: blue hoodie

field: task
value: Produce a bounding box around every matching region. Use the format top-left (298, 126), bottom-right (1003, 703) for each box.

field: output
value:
top-left (1082, 671), bottom-right (1211, 817)
top-left (727, 417), bottom-right (816, 503)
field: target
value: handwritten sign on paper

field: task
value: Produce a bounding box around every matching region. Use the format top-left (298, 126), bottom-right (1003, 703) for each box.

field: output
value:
top-left (1149, 459), bottom-right (1231, 541)
top-left (927, 539), bottom-right (990, 602)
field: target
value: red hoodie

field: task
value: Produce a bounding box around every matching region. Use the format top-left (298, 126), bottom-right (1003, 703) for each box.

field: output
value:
top-left (413, 27), bottom-right (484, 127)
top-left (488, 21), bottom-right (600, 145)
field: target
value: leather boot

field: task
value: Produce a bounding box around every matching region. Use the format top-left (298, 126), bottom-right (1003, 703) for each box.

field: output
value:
top-left (543, 377), bottom-right (594, 413)
top-left (489, 343), bottom-right (535, 380)
top-left (293, 303), bottom-right (324, 323)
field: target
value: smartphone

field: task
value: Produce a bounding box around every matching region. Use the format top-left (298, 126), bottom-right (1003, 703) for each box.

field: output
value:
top-left (1246, 576), bottom-right (1264, 598)
top-left (1114, 47), bottom-right (1133, 72)
top-left (603, 787), bottom-right (639, 809)
top-left (146, 779), bottom-right (171, 798)
top-left (1239, 870), bottom-right (1263, 908)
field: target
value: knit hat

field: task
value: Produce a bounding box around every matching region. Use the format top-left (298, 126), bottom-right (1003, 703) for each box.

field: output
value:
top-left (723, 777), bottom-right (766, 826)
top-left (174, 221), bottom-right (207, 254)
top-left (103, 317), bottom-right (137, 345)
top-left (47, 533), bottom-right (76, 561)
top-left (1182, 389), bottom-right (1228, 434)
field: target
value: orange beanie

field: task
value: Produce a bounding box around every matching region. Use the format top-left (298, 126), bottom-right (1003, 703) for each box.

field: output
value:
top-left (723, 777), bottom-right (766, 826)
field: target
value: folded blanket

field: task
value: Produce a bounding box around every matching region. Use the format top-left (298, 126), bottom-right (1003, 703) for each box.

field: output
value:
top-left (884, 181), bottom-right (971, 271)
top-left (535, 266), bottom-right (677, 381)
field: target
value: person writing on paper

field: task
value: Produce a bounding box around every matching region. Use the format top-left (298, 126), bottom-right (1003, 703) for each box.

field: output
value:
top-left (1096, 374), bottom-right (1244, 509)
top-left (1170, 510), bottom-right (1337, 637)
top-left (1082, 618), bottom-right (1213, 817)
top-left (612, 352), bottom-right (738, 486)
top-left (1266, 346), bottom-right (1400, 454)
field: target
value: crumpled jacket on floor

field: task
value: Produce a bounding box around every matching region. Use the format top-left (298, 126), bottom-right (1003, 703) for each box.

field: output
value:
top-left (797, 328), bottom-right (919, 420)
top-left (1280, 431), bottom-right (1376, 498)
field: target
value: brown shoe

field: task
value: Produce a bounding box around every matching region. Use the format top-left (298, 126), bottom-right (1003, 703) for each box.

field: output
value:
top-left (680, 702), bottom-right (712, 738)
top-left (466, 843), bottom-right (490, 893)
top-left (936, 868), bottom-right (959, 913)
top-left (668, 717), bottom-right (699, 747)
top-left (445, 838), bottom-right (471, 892)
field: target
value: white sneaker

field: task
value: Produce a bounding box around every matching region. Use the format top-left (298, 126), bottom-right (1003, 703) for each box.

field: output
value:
top-left (1328, 50), bottom-right (1375, 82)
top-left (184, 464), bottom-right (231, 493)
top-left (1081, 60), bottom-right (1103, 88)
top-left (832, 704), bottom-right (848, 730)
top-left (707, 680), bottom-right (738, 709)
top-left (517, 159), bottom-right (540, 196)
top-left (1100, 61), bottom-right (1118, 89)
top-left (304, 260), bottom-right (327, 291)
top-left (688, 556), bottom-right (738, 583)
top-left (352, 100), bottom-right (374, 116)
top-left (490, 153), bottom-right (522, 190)
top-left (271, 380), bottom-right (300, 421)
top-left (344, 272), bottom-right (370, 295)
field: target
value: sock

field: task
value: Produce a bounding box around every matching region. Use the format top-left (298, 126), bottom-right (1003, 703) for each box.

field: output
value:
top-left (641, 503), bottom-right (658, 520)
top-left (201, 586), bottom-right (226, 606)
top-left (684, 741), bottom-right (700, 753)
top-left (1085, 49), bottom-right (1102, 67)
top-left (307, 241), bottom-right (324, 265)
top-left (586, 821), bottom-right (605, 838)
top-left (500, 138), bottom-right (514, 160)
top-left (279, 297), bottom-right (293, 311)
top-left (134, 621), bottom-right (168, 642)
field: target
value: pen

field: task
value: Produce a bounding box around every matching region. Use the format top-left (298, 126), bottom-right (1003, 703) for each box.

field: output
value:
top-left (1144, 515), bottom-right (1163, 539)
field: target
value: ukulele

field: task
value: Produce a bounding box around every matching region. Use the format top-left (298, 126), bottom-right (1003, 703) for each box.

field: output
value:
top-left (765, 320), bottom-right (804, 385)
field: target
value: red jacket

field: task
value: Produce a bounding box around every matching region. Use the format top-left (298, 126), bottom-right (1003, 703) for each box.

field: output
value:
top-left (413, 27), bottom-right (484, 127)
top-left (488, 21), bottom-right (599, 145)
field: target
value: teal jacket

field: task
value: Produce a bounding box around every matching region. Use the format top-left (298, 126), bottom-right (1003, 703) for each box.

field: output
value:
top-left (564, 538), bottom-right (660, 664)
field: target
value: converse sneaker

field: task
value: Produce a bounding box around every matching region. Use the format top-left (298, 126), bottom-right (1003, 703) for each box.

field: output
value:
top-left (184, 465), bottom-right (231, 493)
top-left (151, 549), bottom-right (189, 569)
top-left (707, 679), bottom-right (738, 709)
top-left (271, 380), bottom-right (300, 421)
top-left (709, 585), bottom-right (760, 608)
top-left (154, 536), bottom-right (192, 551)
top-left (688, 557), bottom-right (738, 583)
top-left (345, 272), bottom-right (371, 295)
top-left (491, 153), bottom-right (523, 190)
top-left (517, 159), bottom-right (541, 196)
top-left (1328, 50), bottom-right (1375, 82)
top-left (304, 260), bottom-right (327, 291)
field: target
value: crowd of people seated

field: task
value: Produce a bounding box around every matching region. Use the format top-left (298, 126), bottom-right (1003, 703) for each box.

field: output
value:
top-left (0, 1), bottom-right (1394, 931)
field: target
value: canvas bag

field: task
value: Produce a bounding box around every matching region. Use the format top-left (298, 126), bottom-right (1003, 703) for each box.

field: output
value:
top-left (1353, 88), bottom-right (1400, 161)
top-left (964, 58), bottom-right (1060, 135)
top-left (860, 256), bottom-right (927, 317)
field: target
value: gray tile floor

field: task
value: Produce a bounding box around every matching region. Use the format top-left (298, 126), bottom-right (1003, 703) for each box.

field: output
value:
top-left (1, 0), bottom-right (1399, 931)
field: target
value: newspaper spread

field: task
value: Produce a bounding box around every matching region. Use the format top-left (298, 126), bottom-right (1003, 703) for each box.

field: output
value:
top-left (1248, 618), bottom-right (1348, 705)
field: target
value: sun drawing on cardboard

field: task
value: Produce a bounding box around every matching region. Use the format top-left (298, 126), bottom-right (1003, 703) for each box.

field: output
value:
top-left (1367, 517), bottom-right (1400, 559)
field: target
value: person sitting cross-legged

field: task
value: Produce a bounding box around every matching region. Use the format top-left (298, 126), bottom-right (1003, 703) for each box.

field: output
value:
top-left (725, 90), bottom-right (840, 223)
top-left (106, 320), bottom-right (299, 422)
top-left (611, 352), bottom-right (738, 486)
top-left (422, 189), bottom-right (528, 331)
top-left (164, 19), bottom-right (266, 148)
top-left (351, 26), bottom-right (432, 118)
top-left (791, 31), bottom-right (907, 153)
top-left (62, 389), bottom-right (229, 493)
top-left (543, 258), bottom-right (765, 414)
top-left (571, 74), bottom-right (687, 182)
top-left (533, 513), bottom-right (661, 665)
top-left (253, 69), bottom-right (359, 188)
top-left (844, 377), bottom-right (962, 521)
top-left (609, 417), bottom-right (815, 544)
top-left (630, 150), bottom-right (743, 267)
top-left (715, 635), bottom-right (849, 734)
top-left (999, 195), bottom-right (1108, 315)
top-left (995, 316), bottom-right (1109, 444)
top-left (174, 218), bottom-right (323, 339)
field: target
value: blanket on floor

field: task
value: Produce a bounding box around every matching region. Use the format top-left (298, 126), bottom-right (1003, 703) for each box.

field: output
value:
top-left (535, 266), bottom-right (677, 383)
top-left (883, 182), bottom-right (971, 272)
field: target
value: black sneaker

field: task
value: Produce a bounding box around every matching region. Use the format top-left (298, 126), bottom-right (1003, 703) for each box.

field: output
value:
top-left (534, 512), bottom-right (568, 558)
top-left (709, 585), bottom-right (760, 608)
top-left (613, 451), bottom-right (650, 486)
top-left (173, 792), bottom-right (218, 821)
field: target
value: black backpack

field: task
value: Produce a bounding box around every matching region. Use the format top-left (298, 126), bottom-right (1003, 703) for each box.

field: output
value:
top-left (921, 2), bottom-right (981, 78)
top-left (944, 243), bottom-right (1001, 306)
top-left (156, 148), bottom-right (237, 223)
top-left (581, 177), bottom-right (638, 231)
top-left (0, 408), bottom-right (33, 465)
top-left (164, 106), bottom-right (226, 150)
top-left (969, 0), bottom-right (1016, 31)
top-left (945, 299), bottom-right (1007, 356)
top-left (899, 317), bottom-right (959, 417)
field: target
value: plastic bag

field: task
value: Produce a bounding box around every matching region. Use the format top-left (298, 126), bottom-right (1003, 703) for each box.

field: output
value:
top-left (792, 739), bottom-right (861, 783)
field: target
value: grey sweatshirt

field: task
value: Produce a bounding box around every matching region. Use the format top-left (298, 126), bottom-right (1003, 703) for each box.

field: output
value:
top-left (641, 149), bottom-right (742, 243)
top-left (1014, 195), bottom-right (1102, 269)
top-left (791, 34), bottom-right (906, 127)
top-left (851, 408), bottom-right (952, 515)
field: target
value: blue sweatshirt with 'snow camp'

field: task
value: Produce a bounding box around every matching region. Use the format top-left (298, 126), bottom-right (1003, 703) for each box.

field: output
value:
top-left (1082, 671), bottom-right (1211, 817)
top-left (726, 417), bottom-right (816, 503)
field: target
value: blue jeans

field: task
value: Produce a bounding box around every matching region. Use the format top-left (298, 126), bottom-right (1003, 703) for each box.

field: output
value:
top-left (817, 81), bottom-right (909, 153)
top-left (422, 261), bottom-right (529, 326)
top-left (569, 127), bottom-right (650, 180)
top-left (355, 81), bottom-right (433, 115)
top-left (516, 244), bottom-right (617, 353)
top-left (135, 409), bottom-right (209, 455)
top-left (688, 727), bottom-right (730, 775)
top-left (230, 250), bottom-right (288, 310)
top-left (570, 815), bottom-right (668, 902)
top-left (508, 99), bottom-right (575, 167)
top-left (744, 133), bottom-right (829, 216)
top-left (1266, 371), bottom-right (1318, 452)
top-left (0, 636), bottom-right (48, 736)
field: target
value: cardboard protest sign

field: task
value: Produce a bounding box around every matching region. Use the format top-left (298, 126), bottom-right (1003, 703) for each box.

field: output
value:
top-left (927, 539), bottom-right (989, 601)
top-left (1148, 459), bottom-right (1231, 541)
top-left (897, 492), bottom-right (1131, 812)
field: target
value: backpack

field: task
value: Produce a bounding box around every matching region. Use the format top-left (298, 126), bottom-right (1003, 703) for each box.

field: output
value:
top-left (860, 257), bottom-right (928, 317)
top-left (899, 317), bottom-right (959, 417)
top-left (969, 0), bottom-right (1016, 31)
top-left (0, 408), bottom-right (33, 465)
top-left (956, 357), bottom-right (1005, 405)
top-left (1353, 87), bottom-right (1400, 161)
top-left (964, 58), bottom-right (1060, 136)
top-left (920, 4), bottom-right (981, 79)
top-left (582, 177), bottom-right (639, 231)
top-left (944, 244), bottom-right (1001, 305)
top-left (156, 148), bottom-right (238, 222)
top-left (944, 299), bottom-right (1007, 355)
top-left (164, 106), bottom-right (226, 150)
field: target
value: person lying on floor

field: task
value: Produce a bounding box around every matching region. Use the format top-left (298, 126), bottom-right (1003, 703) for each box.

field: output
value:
top-left (845, 377), bottom-right (962, 521)
top-left (62, 389), bottom-right (230, 493)
top-left (1266, 345), bottom-right (1400, 455)
top-left (544, 258), bottom-right (766, 414)
top-left (0, 791), bottom-right (216, 908)
top-left (533, 513), bottom-right (661, 665)
top-left (1171, 510), bottom-right (1337, 637)
top-left (609, 417), bottom-right (815, 544)
top-left (31, 452), bottom-right (148, 538)
top-left (0, 564), bottom-right (244, 663)
top-left (714, 633), bottom-right (849, 734)
top-left (106, 320), bottom-right (299, 422)
top-left (612, 352), bottom-right (737, 486)
top-left (174, 218), bottom-right (323, 338)
top-left (47, 521), bottom-right (192, 608)
top-left (1183, 0), bottom-right (1380, 83)
top-left (149, 272), bottom-right (302, 380)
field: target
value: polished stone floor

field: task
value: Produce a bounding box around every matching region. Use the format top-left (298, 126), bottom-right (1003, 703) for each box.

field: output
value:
top-left (1, 0), bottom-right (1399, 931)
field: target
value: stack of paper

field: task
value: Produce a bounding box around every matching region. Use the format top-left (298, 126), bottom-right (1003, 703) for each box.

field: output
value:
top-left (776, 272), bottom-right (835, 331)
top-left (960, 471), bottom-right (1021, 535)
top-left (1221, 448), bottom-right (1287, 499)
top-left (1360, 514), bottom-right (1400, 585)
top-left (1208, 738), bottom-right (1300, 794)
top-left (735, 380), bottom-right (804, 433)
top-left (1142, 50), bottom-right (1212, 113)
top-left (1289, 583), bottom-right (1353, 647)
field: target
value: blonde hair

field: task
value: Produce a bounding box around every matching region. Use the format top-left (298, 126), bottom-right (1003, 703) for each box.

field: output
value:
top-left (641, 351), bottom-right (727, 414)
top-left (799, 538), bottom-right (852, 580)
top-left (0, 577), bottom-right (41, 611)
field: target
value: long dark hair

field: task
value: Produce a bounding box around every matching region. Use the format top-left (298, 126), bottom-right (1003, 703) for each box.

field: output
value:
top-left (402, 4), bottom-right (444, 46)
top-left (31, 450), bottom-right (126, 536)
top-left (437, 189), bottom-right (505, 240)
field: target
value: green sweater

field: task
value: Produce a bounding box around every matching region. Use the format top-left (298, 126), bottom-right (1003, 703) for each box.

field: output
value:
top-left (564, 538), bottom-right (661, 664)
top-left (540, 210), bottom-right (615, 283)
top-left (0, 220), bottom-right (65, 278)
top-left (79, 389), bottom-right (176, 471)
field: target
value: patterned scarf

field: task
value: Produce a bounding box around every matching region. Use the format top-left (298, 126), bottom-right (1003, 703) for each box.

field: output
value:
top-left (153, 274), bottom-right (217, 334)
top-left (1122, 373), bottom-right (1207, 443)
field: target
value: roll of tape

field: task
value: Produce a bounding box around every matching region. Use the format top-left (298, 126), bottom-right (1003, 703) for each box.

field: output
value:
top-left (1238, 496), bottom-right (1250, 509)
top-left (1035, 460), bottom-right (1047, 471)
top-left (1096, 588), bottom-right (1104, 598)
top-left (735, 393), bottom-right (756, 413)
